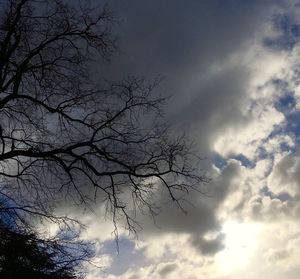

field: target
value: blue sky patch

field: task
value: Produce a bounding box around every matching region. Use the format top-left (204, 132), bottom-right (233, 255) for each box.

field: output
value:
top-left (212, 153), bottom-right (228, 170)
top-left (231, 154), bottom-right (255, 168)
top-left (272, 78), bottom-right (289, 89)
top-left (285, 111), bottom-right (300, 143)
top-left (260, 186), bottom-right (291, 202)
top-left (280, 141), bottom-right (295, 153)
top-left (256, 146), bottom-right (269, 161)
top-left (275, 94), bottom-right (296, 112)
top-left (264, 14), bottom-right (300, 51)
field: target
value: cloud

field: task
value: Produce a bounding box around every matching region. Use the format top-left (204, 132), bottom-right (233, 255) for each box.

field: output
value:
top-left (269, 154), bottom-right (300, 196)
top-left (265, 248), bottom-right (291, 264)
top-left (190, 233), bottom-right (225, 255)
top-left (158, 263), bottom-right (178, 277)
top-left (66, 1), bottom-right (300, 278)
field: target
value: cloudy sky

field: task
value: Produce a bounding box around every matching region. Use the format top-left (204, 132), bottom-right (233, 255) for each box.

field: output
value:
top-left (73, 0), bottom-right (300, 278)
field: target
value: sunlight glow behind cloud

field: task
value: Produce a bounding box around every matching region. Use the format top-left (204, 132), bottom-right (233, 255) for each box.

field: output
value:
top-left (216, 221), bottom-right (261, 274)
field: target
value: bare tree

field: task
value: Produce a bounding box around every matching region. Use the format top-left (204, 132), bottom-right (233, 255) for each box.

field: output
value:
top-left (0, 0), bottom-right (208, 234)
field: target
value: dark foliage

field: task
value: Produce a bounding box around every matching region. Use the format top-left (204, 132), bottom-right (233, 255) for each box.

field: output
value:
top-left (0, 221), bottom-right (89, 279)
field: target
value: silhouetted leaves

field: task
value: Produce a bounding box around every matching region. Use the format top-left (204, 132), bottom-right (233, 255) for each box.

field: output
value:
top-left (0, 222), bottom-right (83, 279)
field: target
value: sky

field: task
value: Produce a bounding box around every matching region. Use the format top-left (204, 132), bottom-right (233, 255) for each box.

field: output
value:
top-left (62, 0), bottom-right (300, 278)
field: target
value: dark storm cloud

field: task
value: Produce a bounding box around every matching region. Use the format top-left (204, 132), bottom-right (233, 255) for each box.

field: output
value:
top-left (96, 0), bottom-right (279, 157)
top-left (108, 0), bottom-right (272, 76)
top-left (89, 0), bottom-right (284, 258)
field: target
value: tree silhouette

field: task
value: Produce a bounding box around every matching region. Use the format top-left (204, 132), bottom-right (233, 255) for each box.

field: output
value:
top-left (0, 0), bottom-right (208, 234)
top-left (0, 220), bottom-right (93, 279)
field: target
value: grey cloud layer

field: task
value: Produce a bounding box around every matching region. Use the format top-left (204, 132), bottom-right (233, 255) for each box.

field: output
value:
top-left (100, 0), bottom-right (276, 241)
top-left (102, 0), bottom-right (276, 155)
top-left (81, 0), bottom-right (300, 278)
